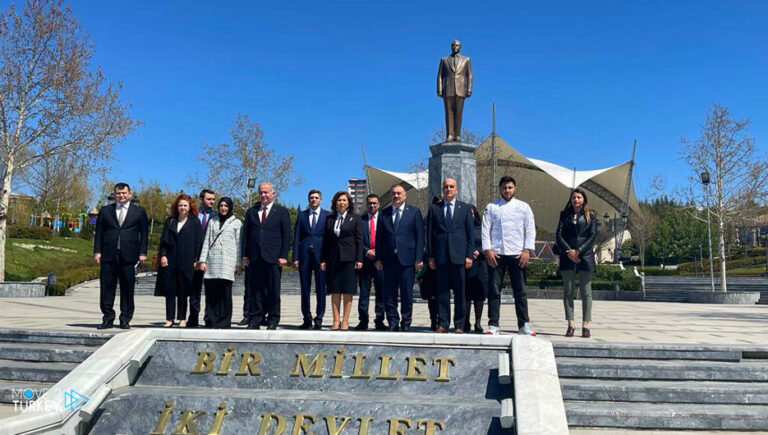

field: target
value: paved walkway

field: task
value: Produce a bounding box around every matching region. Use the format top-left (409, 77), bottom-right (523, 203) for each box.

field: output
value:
top-left (1, 278), bottom-right (766, 345)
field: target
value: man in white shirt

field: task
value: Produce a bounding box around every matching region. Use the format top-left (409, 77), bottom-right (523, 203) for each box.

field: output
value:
top-left (481, 176), bottom-right (536, 336)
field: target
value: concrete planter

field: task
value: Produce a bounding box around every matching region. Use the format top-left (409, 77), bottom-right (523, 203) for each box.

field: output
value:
top-left (0, 282), bottom-right (46, 297)
top-left (687, 291), bottom-right (761, 304)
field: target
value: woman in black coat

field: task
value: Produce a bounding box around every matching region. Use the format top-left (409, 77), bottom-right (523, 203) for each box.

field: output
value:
top-left (154, 194), bottom-right (203, 328)
top-left (555, 188), bottom-right (598, 338)
top-left (464, 204), bottom-right (488, 333)
top-left (321, 191), bottom-right (363, 331)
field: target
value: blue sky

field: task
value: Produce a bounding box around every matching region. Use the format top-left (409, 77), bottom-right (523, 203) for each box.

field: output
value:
top-left (18, 0), bottom-right (767, 207)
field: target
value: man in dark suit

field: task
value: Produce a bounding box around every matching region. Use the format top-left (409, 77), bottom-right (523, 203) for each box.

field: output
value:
top-left (292, 189), bottom-right (329, 330)
top-left (93, 182), bottom-right (149, 329)
top-left (375, 184), bottom-right (424, 332)
top-left (427, 178), bottom-right (474, 333)
top-left (355, 194), bottom-right (386, 331)
top-left (242, 182), bottom-right (291, 330)
top-left (436, 39), bottom-right (473, 142)
top-left (192, 188), bottom-right (216, 327)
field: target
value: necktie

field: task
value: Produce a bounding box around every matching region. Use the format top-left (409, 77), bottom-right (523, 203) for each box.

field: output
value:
top-left (201, 211), bottom-right (208, 231)
top-left (261, 206), bottom-right (267, 225)
top-left (310, 211), bottom-right (316, 230)
top-left (394, 207), bottom-right (401, 230)
top-left (118, 206), bottom-right (126, 226)
top-left (335, 215), bottom-right (343, 236)
top-left (446, 202), bottom-right (453, 226)
top-left (369, 215), bottom-right (376, 249)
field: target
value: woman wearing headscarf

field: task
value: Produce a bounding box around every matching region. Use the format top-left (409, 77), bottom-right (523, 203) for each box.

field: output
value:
top-left (321, 191), bottom-right (363, 331)
top-left (198, 197), bottom-right (243, 328)
top-left (555, 188), bottom-right (598, 338)
top-left (154, 194), bottom-right (203, 328)
top-left (464, 204), bottom-right (488, 333)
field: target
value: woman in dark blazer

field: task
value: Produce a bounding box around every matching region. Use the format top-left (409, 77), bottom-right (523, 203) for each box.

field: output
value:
top-left (555, 188), bottom-right (598, 338)
top-left (154, 194), bottom-right (203, 328)
top-left (464, 204), bottom-right (488, 333)
top-left (321, 191), bottom-right (363, 331)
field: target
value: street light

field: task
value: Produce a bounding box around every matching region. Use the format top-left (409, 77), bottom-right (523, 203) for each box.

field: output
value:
top-left (700, 171), bottom-right (716, 292)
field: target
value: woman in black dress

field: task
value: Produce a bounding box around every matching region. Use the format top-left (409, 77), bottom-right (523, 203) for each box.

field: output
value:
top-left (321, 191), bottom-right (363, 330)
top-left (464, 204), bottom-right (488, 333)
top-left (555, 188), bottom-right (598, 338)
top-left (154, 194), bottom-right (203, 328)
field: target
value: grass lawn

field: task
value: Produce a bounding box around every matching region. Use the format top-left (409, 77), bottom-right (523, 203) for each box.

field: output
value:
top-left (5, 237), bottom-right (158, 294)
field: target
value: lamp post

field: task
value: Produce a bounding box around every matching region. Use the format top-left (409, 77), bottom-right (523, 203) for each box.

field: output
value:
top-left (700, 171), bottom-right (716, 292)
top-left (247, 178), bottom-right (256, 207)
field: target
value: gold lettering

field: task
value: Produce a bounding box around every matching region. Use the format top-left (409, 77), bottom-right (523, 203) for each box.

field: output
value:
top-left (376, 355), bottom-right (400, 380)
top-left (235, 352), bottom-right (263, 376)
top-left (432, 357), bottom-right (455, 382)
top-left (258, 413), bottom-right (287, 435)
top-left (417, 419), bottom-right (445, 435)
top-left (403, 356), bottom-right (428, 381)
top-left (217, 346), bottom-right (236, 375)
top-left (357, 416), bottom-right (373, 435)
top-left (173, 410), bottom-right (206, 434)
top-left (324, 415), bottom-right (352, 435)
top-left (150, 400), bottom-right (174, 435)
top-left (208, 402), bottom-right (228, 435)
top-left (387, 417), bottom-right (412, 435)
top-left (191, 351), bottom-right (216, 374)
top-left (292, 413), bottom-right (316, 435)
top-left (330, 346), bottom-right (346, 378)
top-left (350, 353), bottom-right (372, 379)
top-left (292, 353), bottom-right (326, 378)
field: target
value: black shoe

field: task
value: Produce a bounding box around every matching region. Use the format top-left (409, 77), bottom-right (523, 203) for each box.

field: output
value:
top-left (246, 324), bottom-right (260, 330)
top-left (354, 322), bottom-right (368, 331)
top-left (463, 325), bottom-right (471, 333)
top-left (261, 318), bottom-right (269, 326)
top-left (238, 317), bottom-right (249, 326)
top-left (97, 321), bottom-right (113, 330)
top-left (474, 325), bottom-right (484, 334)
top-left (387, 325), bottom-right (399, 332)
top-left (313, 319), bottom-right (323, 330)
top-left (430, 320), bottom-right (438, 332)
top-left (119, 322), bottom-right (130, 330)
top-left (298, 320), bottom-right (312, 330)
top-left (267, 325), bottom-right (277, 330)
top-left (374, 321), bottom-right (387, 331)
top-left (400, 326), bottom-right (410, 332)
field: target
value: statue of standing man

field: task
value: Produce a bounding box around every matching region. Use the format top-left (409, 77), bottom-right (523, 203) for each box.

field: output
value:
top-left (437, 40), bottom-right (473, 142)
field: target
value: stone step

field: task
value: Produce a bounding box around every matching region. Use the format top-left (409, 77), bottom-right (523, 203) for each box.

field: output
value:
top-left (0, 342), bottom-right (94, 363)
top-left (553, 343), bottom-right (743, 361)
top-left (0, 380), bottom-right (54, 404)
top-left (0, 359), bottom-right (77, 383)
top-left (557, 358), bottom-right (768, 381)
top-left (561, 379), bottom-right (768, 404)
top-left (564, 401), bottom-right (768, 430)
top-left (0, 329), bottom-right (109, 347)
top-left (642, 293), bottom-right (689, 302)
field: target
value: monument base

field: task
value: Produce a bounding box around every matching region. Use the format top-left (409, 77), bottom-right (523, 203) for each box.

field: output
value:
top-left (428, 141), bottom-right (477, 206)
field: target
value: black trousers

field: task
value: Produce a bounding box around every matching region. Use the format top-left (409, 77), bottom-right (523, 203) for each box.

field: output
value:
top-left (357, 260), bottom-right (384, 324)
top-left (188, 270), bottom-right (205, 326)
top-left (247, 258), bottom-right (281, 328)
top-left (204, 279), bottom-right (233, 329)
top-left (382, 258), bottom-right (415, 328)
top-left (299, 255), bottom-right (326, 323)
top-left (488, 255), bottom-right (529, 328)
top-left (165, 268), bottom-right (188, 321)
top-left (99, 258), bottom-right (135, 324)
top-left (436, 263), bottom-right (466, 330)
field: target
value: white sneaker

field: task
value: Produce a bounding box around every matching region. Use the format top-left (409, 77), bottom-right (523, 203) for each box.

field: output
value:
top-left (485, 325), bottom-right (500, 335)
top-left (518, 323), bottom-right (536, 336)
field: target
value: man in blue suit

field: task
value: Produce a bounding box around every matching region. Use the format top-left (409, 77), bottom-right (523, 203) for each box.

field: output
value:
top-left (375, 184), bottom-right (424, 332)
top-left (292, 189), bottom-right (329, 330)
top-left (427, 178), bottom-right (474, 333)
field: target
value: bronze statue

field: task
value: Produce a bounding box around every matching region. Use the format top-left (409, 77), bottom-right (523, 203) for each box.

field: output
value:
top-left (437, 40), bottom-right (473, 142)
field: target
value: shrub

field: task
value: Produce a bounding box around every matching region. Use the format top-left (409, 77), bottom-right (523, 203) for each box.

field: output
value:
top-left (58, 226), bottom-right (73, 238)
top-left (51, 266), bottom-right (100, 296)
top-left (7, 225), bottom-right (52, 240)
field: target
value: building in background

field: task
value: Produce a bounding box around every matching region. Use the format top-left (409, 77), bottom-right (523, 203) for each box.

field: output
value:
top-left (347, 178), bottom-right (367, 214)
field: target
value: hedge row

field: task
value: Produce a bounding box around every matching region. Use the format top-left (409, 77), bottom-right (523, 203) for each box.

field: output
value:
top-left (51, 266), bottom-right (100, 296)
top-left (7, 225), bottom-right (52, 240)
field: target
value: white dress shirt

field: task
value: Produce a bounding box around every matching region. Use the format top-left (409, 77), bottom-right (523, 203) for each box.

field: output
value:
top-left (334, 211), bottom-right (347, 236)
top-left (443, 198), bottom-right (456, 218)
top-left (391, 204), bottom-right (405, 224)
top-left (481, 197), bottom-right (536, 256)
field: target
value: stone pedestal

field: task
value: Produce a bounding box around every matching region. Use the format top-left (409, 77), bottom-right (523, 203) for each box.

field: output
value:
top-left (428, 141), bottom-right (477, 206)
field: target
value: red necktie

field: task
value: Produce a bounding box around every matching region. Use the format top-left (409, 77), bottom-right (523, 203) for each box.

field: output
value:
top-left (261, 206), bottom-right (267, 225)
top-left (369, 214), bottom-right (376, 249)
